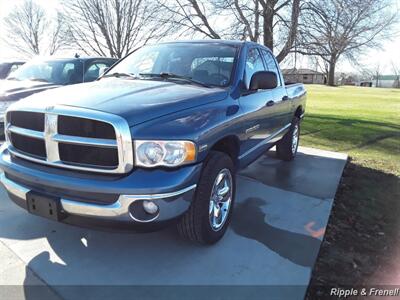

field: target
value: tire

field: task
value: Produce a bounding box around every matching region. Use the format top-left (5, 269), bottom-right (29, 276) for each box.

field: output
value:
top-left (276, 117), bottom-right (300, 161)
top-left (177, 151), bottom-right (236, 244)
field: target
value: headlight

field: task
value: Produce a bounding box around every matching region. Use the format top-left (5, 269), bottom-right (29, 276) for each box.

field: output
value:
top-left (134, 140), bottom-right (196, 167)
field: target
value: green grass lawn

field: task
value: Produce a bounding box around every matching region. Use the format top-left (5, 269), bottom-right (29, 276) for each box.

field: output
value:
top-left (301, 85), bottom-right (400, 175)
top-left (303, 85), bottom-right (400, 290)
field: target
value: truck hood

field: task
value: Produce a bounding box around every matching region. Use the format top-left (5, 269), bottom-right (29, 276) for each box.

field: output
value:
top-left (14, 78), bottom-right (229, 126)
top-left (0, 79), bottom-right (61, 101)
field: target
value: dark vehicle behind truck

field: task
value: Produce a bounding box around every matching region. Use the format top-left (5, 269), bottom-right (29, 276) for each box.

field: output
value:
top-left (0, 61), bottom-right (25, 79)
top-left (0, 40), bottom-right (305, 244)
top-left (0, 57), bottom-right (117, 135)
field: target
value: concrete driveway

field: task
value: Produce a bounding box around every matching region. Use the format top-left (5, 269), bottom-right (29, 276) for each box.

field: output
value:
top-left (0, 147), bottom-right (347, 300)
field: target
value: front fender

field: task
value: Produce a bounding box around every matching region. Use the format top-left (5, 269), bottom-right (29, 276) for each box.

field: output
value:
top-left (130, 97), bottom-right (243, 162)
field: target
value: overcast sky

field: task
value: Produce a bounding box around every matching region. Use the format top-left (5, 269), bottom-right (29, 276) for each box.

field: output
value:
top-left (0, 0), bottom-right (399, 74)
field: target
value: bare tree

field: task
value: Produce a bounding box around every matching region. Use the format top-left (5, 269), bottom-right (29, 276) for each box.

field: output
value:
top-left (360, 63), bottom-right (382, 87)
top-left (309, 56), bottom-right (329, 83)
top-left (3, 0), bottom-right (67, 56)
top-left (160, 0), bottom-right (301, 62)
top-left (391, 62), bottom-right (400, 88)
top-left (48, 13), bottom-right (71, 55)
top-left (298, 0), bottom-right (398, 86)
top-left (3, 0), bottom-right (46, 56)
top-left (62, 0), bottom-right (165, 58)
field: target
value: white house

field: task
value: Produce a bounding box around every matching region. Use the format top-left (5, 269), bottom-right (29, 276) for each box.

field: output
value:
top-left (281, 68), bottom-right (326, 84)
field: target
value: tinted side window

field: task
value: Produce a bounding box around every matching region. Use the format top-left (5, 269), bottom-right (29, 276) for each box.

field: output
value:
top-left (62, 63), bottom-right (76, 76)
top-left (84, 62), bottom-right (108, 82)
top-left (245, 48), bottom-right (265, 89)
top-left (59, 62), bottom-right (83, 84)
top-left (10, 64), bottom-right (21, 74)
top-left (61, 63), bottom-right (78, 84)
top-left (261, 50), bottom-right (281, 86)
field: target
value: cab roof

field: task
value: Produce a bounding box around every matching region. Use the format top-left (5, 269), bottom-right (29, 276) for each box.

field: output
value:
top-left (158, 39), bottom-right (271, 50)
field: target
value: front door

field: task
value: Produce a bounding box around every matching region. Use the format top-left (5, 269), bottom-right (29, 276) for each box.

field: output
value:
top-left (238, 47), bottom-right (277, 164)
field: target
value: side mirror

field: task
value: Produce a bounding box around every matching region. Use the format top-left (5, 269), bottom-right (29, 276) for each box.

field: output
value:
top-left (249, 71), bottom-right (277, 90)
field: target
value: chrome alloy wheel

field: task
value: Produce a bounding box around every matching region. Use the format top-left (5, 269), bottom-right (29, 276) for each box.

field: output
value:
top-left (209, 168), bottom-right (233, 231)
top-left (291, 124), bottom-right (299, 154)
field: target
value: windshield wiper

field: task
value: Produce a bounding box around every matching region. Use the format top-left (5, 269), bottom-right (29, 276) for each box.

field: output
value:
top-left (102, 72), bottom-right (137, 79)
top-left (139, 72), bottom-right (211, 88)
top-left (6, 77), bottom-right (20, 81)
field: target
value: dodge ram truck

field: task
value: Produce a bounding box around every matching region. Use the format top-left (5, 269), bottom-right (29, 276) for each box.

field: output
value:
top-left (0, 40), bottom-right (306, 244)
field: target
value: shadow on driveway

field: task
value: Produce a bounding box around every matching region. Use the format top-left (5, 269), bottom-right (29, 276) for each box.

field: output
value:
top-left (231, 197), bottom-right (321, 268)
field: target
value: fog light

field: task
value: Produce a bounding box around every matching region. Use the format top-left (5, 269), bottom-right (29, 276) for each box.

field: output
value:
top-left (143, 200), bottom-right (158, 215)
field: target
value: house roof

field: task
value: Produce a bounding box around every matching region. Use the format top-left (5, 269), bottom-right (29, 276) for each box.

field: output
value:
top-left (282, 68), bottom-right (324, 75)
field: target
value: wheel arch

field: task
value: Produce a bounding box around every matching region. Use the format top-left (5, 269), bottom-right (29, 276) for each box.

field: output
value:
top-left (294, 105), bottom-right (304, 119)
top-left (208, 135), bottom-right (240, 170)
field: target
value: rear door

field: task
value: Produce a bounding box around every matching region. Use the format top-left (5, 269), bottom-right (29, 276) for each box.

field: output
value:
top-left (260, 49), bottom-right (293, 131)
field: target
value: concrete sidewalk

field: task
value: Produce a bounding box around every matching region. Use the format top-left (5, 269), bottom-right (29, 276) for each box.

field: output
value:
top-left (0, 147), bottom-right (347, 300)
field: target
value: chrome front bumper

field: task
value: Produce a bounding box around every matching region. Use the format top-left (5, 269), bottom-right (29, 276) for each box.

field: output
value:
top-left (0, 172), bottom-right (196, 223)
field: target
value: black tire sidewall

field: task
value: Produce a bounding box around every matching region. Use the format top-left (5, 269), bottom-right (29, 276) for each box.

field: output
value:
top-left (277, 117), bottom-right (300, 161)
top-left (196, 152), bottom-right (236, 244)
top-left (291, 118), bottom-right (300, 156)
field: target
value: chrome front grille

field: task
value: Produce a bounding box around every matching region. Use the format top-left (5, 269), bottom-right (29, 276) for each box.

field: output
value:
top-left (5, 106), bottom-right (133, 174)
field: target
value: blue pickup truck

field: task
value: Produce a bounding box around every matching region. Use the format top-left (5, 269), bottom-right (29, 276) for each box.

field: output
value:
top-left (0, 40), bottom-right (306, 244)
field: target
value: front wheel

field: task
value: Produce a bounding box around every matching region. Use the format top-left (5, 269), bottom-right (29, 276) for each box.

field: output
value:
top-left (177, 151), bottom-right (235, 244)
top-left (276, 117), bottom-right (300, 161)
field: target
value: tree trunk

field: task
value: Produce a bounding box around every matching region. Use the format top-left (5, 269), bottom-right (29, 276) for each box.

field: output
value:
top-left (327, 60), bottom-right (336, 86)
top-left (263, 5), bottom-right (274, 50)
top-left (275, 0), bottom-right (301, 63)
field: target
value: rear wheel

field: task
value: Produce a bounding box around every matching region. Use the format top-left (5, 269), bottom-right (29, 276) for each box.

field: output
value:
top-left (177, 151), bottom-right (235, 244)
top-left (276, 117), bottom-right (300, 161)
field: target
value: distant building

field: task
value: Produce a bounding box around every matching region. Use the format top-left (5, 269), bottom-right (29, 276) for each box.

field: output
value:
top-left (282, 68), bottom-right (326, 84)
top-left (372, 75), bottom-right (400, 88)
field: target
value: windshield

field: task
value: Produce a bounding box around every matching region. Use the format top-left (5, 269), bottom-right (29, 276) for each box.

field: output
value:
top-left (108, 43), bottom-right (238, 87)
top-left (7, 60), bottom-right (83, 85)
